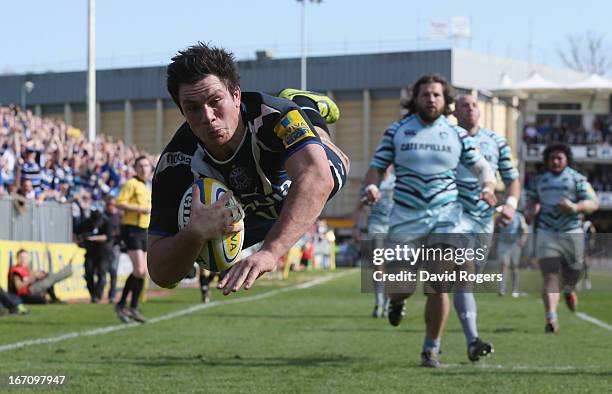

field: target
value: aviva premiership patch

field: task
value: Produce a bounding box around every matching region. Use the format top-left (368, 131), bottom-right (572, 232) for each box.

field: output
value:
top-left (274, 110), bottom-right (316, 148)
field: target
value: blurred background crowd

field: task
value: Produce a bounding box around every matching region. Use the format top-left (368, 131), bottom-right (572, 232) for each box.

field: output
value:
top-left (0, 105), bottom-right (158, 233)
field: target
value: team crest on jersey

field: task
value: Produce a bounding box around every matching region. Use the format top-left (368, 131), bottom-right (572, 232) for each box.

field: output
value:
top-left (228, 166), bottom-right (251, 191)
top-left (274, 110), bottom-right (315, 148)
top-left (404, 130), bottom-right (417, 137)
top-left (439, 131), bottom-right (449, 140)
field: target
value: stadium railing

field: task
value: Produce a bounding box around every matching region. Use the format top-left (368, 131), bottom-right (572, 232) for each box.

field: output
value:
top-left (0, 196), bottom-right (72, 243)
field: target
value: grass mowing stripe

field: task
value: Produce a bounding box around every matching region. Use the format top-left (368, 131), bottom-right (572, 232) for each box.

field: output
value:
top-left (0, 270), bottom-right (355, 353)
top-left (575, 311), bottom-right (612, 331)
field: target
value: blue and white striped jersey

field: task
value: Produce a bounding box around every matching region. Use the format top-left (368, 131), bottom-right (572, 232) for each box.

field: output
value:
top-left (368, 173), bottom-right (395, 228)
top-left (529, 167), bottom-right (597, 232)
top-left (456, 127), bottom-right (519, 220)
top-left (371, 114), bottom-right (481, 210)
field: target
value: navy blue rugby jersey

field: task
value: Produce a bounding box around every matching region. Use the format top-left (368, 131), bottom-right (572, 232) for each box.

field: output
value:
top-left (149, 91), bottom-right (322, 237)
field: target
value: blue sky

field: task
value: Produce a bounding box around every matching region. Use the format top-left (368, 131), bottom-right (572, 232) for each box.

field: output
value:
top-left (2, 0), bottom-right (611, 74)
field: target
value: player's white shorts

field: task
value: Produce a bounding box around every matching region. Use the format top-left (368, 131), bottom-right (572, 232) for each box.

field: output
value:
top-left (368, 221), bottom-right (389, 235)
top-left (458, 212), bottom-right (494, 234)
top-left (536, 229), bottom-right (584, 270)
top-left (497, 241), bottom-right (521, 267)
top-left (388, 202), bottom-right (464, 248)
top-left (456, 212), bottom-right (494, 262)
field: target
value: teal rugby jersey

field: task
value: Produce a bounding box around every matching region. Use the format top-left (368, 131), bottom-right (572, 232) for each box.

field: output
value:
top-left (498, 211), bottom-right (527, 244)
top-left (371, 115), bottom-right (481, 210)
top-left (456, 127), bottom-right (519, 221)
top-left (369, 173), bottom-right (395, 228)
top-left (529, 167), bottom-right (597, 232)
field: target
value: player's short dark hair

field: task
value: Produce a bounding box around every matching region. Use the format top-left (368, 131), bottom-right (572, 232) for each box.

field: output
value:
top-left (402, 74), bottom-right (455, 116)
top-left (543, 143), bottom-right (573, 167)
top-left (16, 249), bottom-right (27, 257)
top-left (167, 42), bottom-right (240, 112)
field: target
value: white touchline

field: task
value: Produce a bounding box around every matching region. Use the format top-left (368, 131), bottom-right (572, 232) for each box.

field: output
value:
top-left (574, 312), bottom-right (612, 331)
top-left (441, 363), bottom-right (606, 371)
top-left (0, 270), bottom-right (356, 353)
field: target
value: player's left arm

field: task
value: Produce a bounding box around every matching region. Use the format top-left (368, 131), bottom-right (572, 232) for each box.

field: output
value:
top-left (460, 132), bottom-right (497, 206)
top-left (559, 177), bottom-right (599, 214)
top-left (218, 143), bottom-right (333, 295)
top-left (496, 140), bottom-right (521, 227)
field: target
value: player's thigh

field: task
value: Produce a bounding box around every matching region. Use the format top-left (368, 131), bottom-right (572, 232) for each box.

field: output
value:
top-left (422, 243), bottom-right (456, 294)
top-left (381, 231), bottom-right (421, 295)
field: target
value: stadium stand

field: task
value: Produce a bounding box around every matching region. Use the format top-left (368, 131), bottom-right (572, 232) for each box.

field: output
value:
top-left (1, 105), bottom-right (158, 237)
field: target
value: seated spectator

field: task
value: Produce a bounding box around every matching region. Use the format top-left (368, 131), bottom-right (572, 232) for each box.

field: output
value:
top-left (8, 249), bottom-right (70, 304)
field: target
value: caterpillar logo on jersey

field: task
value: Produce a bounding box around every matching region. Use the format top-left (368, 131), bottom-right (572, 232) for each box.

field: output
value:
top-left (274, 110), bottom-right (316, 148)
top-left (177, 178), bottom-right (244, 272)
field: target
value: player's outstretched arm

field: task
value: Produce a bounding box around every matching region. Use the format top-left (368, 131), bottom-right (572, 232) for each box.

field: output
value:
top-left (148, 188), bottom-right (241, 288)
top-left (218, 144), bottom-right (334, 295)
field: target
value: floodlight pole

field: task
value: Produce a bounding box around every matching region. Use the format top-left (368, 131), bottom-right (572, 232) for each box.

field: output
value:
top-left (21, 81), bottom-right (35, 110)
top-left (298, 0), bottom-right (322, 91)
top-left (87, 0), bottom-right (96, 142)
top-left (300, 0), bottom-right (307, 90)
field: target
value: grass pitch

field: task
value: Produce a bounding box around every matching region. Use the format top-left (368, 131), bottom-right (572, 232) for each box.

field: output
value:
top-left (1, 269), bottom-right (611, 393)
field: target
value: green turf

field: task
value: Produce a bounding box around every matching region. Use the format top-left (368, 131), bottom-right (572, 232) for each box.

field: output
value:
top-left (1, 269), bottom-right (611, 393)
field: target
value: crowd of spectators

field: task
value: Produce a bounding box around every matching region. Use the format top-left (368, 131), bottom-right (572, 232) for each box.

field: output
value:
top-left (590, 165), bottom-right (612, 192)
top-left (523, 118), bottom-right (612, 145)
top-left (0, 105), bottom-right (158, 232)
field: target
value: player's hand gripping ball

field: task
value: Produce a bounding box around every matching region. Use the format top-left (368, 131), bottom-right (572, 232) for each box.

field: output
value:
top-left (178, 178), bottom-right (245, 272)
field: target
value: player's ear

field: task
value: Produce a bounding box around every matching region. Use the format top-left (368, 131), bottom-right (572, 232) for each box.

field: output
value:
top-left (231, 86), bottom-right (241, 107)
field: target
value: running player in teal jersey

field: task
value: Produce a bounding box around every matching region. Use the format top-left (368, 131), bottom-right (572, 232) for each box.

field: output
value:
top-left (361, 75), bottom-right (496, 367)
top-left (453, 94), bottom-right (521, 361)
top-left (525, 143), bottom-right (599, 333)
top-left (497, 210), bottom-right (528, 297)
top-left (353, 166), bottom-right (395, 318)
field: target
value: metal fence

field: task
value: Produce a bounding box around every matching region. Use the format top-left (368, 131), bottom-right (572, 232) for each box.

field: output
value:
top-left (0, 196), bottom-right (72, 243)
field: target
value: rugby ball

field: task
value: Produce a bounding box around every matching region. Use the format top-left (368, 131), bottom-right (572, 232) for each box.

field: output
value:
top-left (178, 178), bottom-right (245, 272)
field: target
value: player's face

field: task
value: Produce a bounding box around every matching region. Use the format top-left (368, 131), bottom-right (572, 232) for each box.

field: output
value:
top-left (547, 150), bottom-right (568, 174)
top-left (179, 75), bottom-right (241, 148)
top-left (135, 159), bottom-right (152, 181)
top-left (416, 82), bottom-right (445, 123)
top-left (455, 95), bottom-right (480, 129)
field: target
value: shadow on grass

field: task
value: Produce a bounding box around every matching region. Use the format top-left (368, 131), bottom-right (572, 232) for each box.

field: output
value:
top-left (205, 312), bottom-right (369, 320)
top-left (0, 319), bottom-right (109, 327)
top-left (86, 353), bottom-right (357, 368)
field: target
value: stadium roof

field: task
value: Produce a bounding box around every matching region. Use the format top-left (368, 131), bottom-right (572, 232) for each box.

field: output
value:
top-left (567, 73), bottom-right (612, 90)
top-left (0, 48), bottom-right (590, 107)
